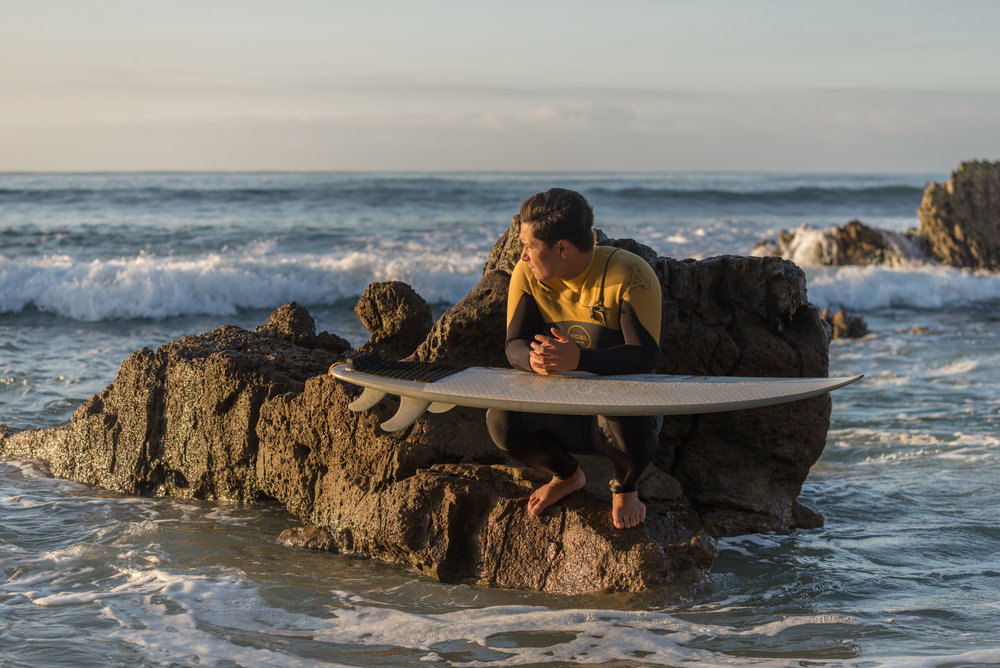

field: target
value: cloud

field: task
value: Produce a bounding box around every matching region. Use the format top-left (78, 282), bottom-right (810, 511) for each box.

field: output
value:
top-left (2, 89), bottom-right (999, 172)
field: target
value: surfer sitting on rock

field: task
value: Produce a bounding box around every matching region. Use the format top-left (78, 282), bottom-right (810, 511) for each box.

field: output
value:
top-left (486, 188), bottom-right (663, 529)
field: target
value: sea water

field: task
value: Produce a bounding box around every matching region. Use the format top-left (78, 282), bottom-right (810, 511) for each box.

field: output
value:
top-left (2, 172), bottom-right (999, 666)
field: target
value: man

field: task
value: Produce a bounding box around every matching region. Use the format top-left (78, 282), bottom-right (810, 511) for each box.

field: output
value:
top-left (486, 188), bottom-right (663, 529)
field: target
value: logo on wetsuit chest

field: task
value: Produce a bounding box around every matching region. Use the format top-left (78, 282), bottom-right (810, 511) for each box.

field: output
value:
top-left (566, 325), bottom-right (592, 349)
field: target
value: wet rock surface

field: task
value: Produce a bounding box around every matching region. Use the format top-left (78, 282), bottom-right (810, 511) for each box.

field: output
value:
top-left (1, 220), bottom-right (838, 595)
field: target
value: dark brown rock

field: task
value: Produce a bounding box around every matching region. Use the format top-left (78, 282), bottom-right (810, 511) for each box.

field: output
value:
top-left (821, 307), bottom-right (870, 339)
top-left (917, 160), bottom-right (1000, 271)
top-left (482, 215), bottom-right (523, 276)
top-left (833, 220), bottom-right (912, 266)
top-left (354, 281), bottom-right (432, 360)
top-left (255, 301), bottom-right (351, 352)
top-left (1, 223), bottom-right (839, 593)
top-left (1, 312), bottom-right (347, 500)
top-left (651, 255), bottom-right (833, 535)
top-left (257, 374), bottom-right (716, 592)
top-left (408, 271), bottom-right (510, 367)
top-left (256, 301), bottom-right (315, 339)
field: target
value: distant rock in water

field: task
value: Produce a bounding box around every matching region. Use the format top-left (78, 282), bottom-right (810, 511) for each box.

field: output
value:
top-left (1, 218), bottom-right (840, 596)
top-left (917, 160), bottom-right (1000, 271)
top-left (752, 219), bottom-right (928, 268)
top-left (753, 160), bottom-right (1000, 275)
top-left (821, 307), bottom-right (869, 340)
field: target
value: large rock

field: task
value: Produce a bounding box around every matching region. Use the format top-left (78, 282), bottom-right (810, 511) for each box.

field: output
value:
top-left (1, 219), bottom-right (837, 594)
top-left (0, 316), bottom-right (350, 499)
top-left (917, 160), bottom-right (1000, 271)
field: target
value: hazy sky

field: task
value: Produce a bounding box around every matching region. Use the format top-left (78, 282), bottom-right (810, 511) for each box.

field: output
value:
top-left (3, 0), bottom-right (999, 172)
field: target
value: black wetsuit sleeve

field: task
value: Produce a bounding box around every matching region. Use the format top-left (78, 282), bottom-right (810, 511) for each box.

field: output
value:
top-left (577, 300), bottom-right (660, 375)
top-left (505, 292), bottom-right (547, 372)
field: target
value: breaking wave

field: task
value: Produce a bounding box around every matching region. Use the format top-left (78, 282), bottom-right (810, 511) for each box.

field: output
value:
top-left (0, 244), bottom-right (483, 321)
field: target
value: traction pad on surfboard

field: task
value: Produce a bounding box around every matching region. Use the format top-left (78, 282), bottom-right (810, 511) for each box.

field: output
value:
top-left (337, 353), bottom-right (470, 432)
top-left (346, 352), bottom-right (468, 383)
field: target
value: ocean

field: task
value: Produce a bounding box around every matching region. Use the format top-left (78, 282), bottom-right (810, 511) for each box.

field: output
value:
top-left (2, 172), bottom-right (999, 667)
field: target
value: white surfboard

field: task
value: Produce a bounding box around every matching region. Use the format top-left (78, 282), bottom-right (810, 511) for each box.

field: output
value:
top-left (329, 355), bottom-right (862, 432)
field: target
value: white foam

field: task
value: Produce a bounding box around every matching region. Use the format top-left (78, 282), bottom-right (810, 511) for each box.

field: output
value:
top-left (874, 648), bottom-right (1000, 668)
top-left (754, 223), bottom-right (928, 269)
top-left (30, 590), bottom-right (112, 607)
top-left (783, 224), bottom-right (844, 267)
top-left (8, 226), bottom-right (999, 320)
top-left (928, 359), bottom-right (980, 376)
top-left (314, 601), bottom-right (727, 665)
top-left (3, 551), bottom-right (871, 668)
top-left (90, 568), bottom-right (333, 667)
top-left (742, 614), bottom-right (860, 637)
top-left (806, 264), bottom-right (1000, 310)
top-left (0, 243), bottom-right (484, 321)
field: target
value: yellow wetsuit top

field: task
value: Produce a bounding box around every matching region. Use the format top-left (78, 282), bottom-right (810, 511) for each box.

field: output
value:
top-left (506, 245), bottom-right (662, 375)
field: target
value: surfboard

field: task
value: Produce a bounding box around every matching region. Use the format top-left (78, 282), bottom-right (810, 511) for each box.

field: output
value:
top-left (329, 354), bottom-right (863, 432)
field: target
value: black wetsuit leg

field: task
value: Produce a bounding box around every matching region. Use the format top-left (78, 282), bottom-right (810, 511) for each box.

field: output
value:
top-left (486, 408), bottom-right (597, 480)
top-left (596, 414), bottom-right (663, 494)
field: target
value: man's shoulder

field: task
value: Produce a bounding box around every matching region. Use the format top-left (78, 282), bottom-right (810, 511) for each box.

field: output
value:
top-left (599, 245), bottom-right (657, 276)
top-left (598, 245), bottom-right (659, 298)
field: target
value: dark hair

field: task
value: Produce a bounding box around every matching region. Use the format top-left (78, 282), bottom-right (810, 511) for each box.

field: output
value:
top-left (519, 188), bottom-right (594, 251)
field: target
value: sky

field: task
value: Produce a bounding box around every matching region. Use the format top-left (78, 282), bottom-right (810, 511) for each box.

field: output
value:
top-left (2, 0), bottom-right (999, 172)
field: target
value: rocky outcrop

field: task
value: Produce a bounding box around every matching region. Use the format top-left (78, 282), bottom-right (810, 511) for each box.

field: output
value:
top-left (0, 303), bottom-right (351, 499)
top-left (917, 160), bottom-right (1000, 271)
top-left (752, 219), bottom-right (927, 268)
top-left (0, 220), bottom-right (837, 595)
top-left (354, 281), bottom-right (432, 360)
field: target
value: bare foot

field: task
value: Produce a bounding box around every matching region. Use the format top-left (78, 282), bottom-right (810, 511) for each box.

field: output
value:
top-left (612, 491), bottom-right (646, 529)
top-left (527, 467), bottom-right (586, 516)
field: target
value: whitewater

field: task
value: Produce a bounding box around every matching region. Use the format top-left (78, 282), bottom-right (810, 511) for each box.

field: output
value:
top-left (2, 172), bottom-right (1000, 666)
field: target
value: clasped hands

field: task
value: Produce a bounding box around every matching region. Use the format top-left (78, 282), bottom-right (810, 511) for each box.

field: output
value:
top-left (529, 327), bottom-right (580, 375)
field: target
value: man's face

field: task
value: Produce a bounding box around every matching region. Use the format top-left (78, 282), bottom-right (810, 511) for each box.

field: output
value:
top-left (519, 221), bottom-right (563, 283)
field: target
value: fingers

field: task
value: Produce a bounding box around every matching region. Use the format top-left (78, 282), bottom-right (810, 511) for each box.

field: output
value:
top-left (529, 356), bottom-right (554, 375)
top-left (529, 349), bottom-right (558, 375)
top-left (532, 328), bottom-right (568, 352)
top-left (529, 328), bottom-right (579, 375)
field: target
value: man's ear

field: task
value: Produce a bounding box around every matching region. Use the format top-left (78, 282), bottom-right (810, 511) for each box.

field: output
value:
top-left (556, 240), bottom-right (569, 257)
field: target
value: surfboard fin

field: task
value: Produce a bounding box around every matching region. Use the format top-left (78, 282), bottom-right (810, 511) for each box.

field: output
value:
top-left (427, 402), bottom-right (455, 414)
top-left (348, 387), bottom-right (387, 412)
top-left (380, 396), bottom-right (432, 432)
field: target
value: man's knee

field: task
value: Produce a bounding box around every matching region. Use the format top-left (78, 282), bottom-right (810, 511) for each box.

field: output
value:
top-left (600, 414), bottom-right (662, 450)
top-left (486, 407), bottom-right (516, 452)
